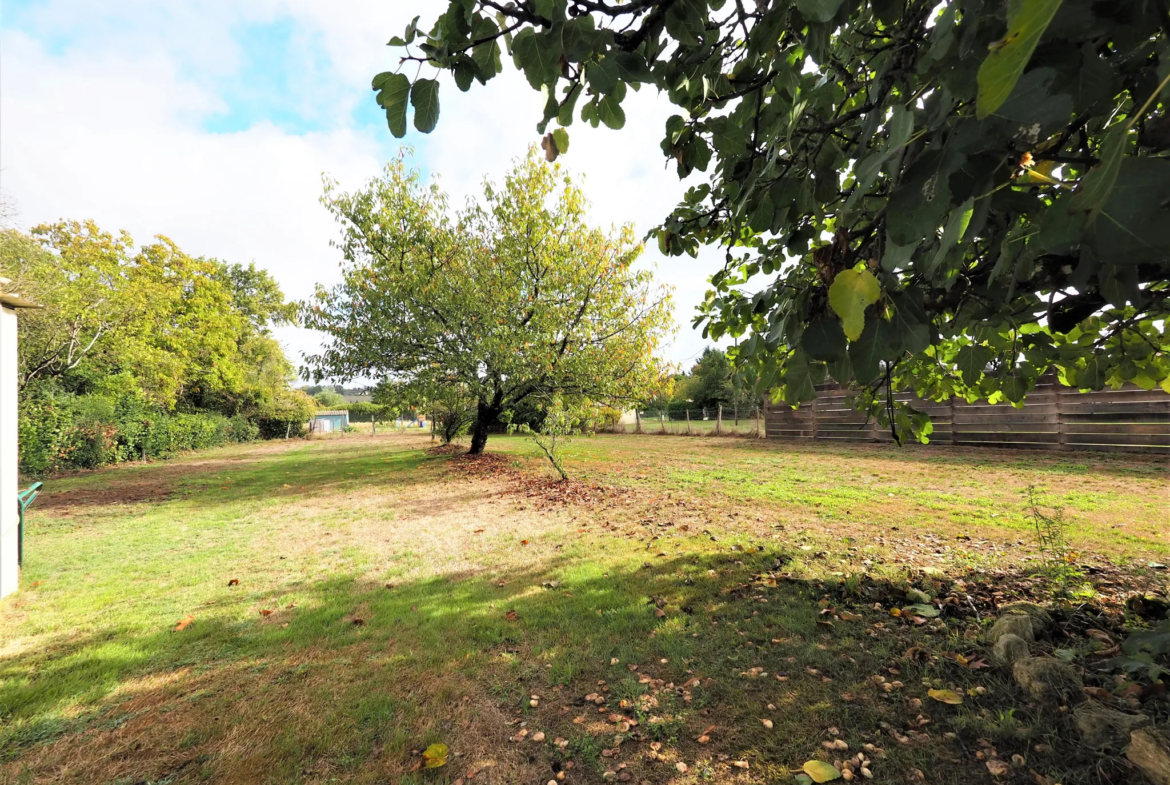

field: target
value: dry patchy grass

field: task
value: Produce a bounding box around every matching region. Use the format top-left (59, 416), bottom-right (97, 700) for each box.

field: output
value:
top-left (1, 432), bottom-right (1167, 785)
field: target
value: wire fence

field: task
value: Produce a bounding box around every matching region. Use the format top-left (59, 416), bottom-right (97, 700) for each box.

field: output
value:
top-left (605, 405), bottom-right (764, 437)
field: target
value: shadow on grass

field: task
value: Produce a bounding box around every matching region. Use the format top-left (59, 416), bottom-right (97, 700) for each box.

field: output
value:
top-left (0, 545), bottom-right (1131, 785)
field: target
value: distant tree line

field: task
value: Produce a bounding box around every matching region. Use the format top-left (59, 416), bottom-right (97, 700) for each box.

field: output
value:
top-left (2, 221), bottom-right (315, 475)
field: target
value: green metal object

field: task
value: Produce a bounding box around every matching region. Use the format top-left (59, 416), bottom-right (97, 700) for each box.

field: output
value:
top-left (17, 482), bottom-right (42, 568)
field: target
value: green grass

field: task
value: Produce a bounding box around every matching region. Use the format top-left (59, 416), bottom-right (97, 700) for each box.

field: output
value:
top-left (1, 432), bottom-right (1165, 784)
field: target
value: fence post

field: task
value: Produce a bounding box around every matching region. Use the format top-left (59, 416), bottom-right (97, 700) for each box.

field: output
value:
top-left (949, 397), bottom-right (957, 446)
top-left (716, 403), bottom-right (723, 435)
top-left (686, 408), bottom-right (692, 435)
top-left (1056, 379), bottom-right (1069, 451)
top-left (659, 411), bottom-right (666, 435)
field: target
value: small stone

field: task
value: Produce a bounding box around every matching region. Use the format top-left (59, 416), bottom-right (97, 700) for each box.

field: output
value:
top-left (1128, 727), bottom-right (1170, 785)
top-left (987, 614), bottom-right (1038, 644)
top-left (675, 762), bottom-right (688, 773)
top-left (531, 732), bottom-right (546, 743)
top-left (998, 601), bottom-right (1053, 629)
top-left (1073, 704), bottom-right (1149, 751)
top-left (1012, 657), bottom-right (1084, 704)
top-left (732, 761), bottom-right (749, 769)
top-left (993, 633), bottom-right (1030, 664)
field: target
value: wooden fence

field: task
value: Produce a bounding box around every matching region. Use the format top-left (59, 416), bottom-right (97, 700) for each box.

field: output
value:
top-left (764, 377), bottom-right (1170, 454)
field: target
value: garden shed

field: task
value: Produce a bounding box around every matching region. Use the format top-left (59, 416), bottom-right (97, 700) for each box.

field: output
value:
top-left (311, 410), bottom-right (349, 433)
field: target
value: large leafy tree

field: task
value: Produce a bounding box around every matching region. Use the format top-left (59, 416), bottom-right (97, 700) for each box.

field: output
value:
top-left (372, 0), bottom-right (1170, 440)
top-left (301, 149), bottom-right (674, 453)
top-left (1, 221), bottom-right (298, 414)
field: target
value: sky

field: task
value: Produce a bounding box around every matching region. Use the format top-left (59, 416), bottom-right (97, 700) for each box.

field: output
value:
top-left (0, 0), bottom-right (731, 382)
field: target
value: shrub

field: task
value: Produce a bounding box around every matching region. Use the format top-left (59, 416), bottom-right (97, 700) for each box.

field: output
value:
top-left (255, 388), bottom-right (316, 439)
top-left (227, 414), bottom-right (259, 443)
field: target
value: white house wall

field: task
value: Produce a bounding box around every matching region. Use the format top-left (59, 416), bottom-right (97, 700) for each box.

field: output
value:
top-left (0, 306), bottom-right (18, 599)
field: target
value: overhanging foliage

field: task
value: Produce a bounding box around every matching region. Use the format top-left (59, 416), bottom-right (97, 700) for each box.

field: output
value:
top-left (372, 0), bottom-right (1170, 441)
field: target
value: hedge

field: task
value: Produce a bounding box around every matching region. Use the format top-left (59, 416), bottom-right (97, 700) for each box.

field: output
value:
top-left (18, 393), bottom-right (264, 476)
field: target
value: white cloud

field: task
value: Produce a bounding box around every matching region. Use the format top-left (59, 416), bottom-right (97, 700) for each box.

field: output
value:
top-left (0, 1), bottom-right (727, 379)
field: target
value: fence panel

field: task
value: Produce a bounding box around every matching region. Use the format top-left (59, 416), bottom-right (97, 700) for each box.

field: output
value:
top-left (764, 377), bottom-right (1170, 454)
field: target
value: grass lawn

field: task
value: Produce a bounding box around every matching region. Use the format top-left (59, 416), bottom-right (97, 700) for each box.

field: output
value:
top-left (1, 433), bottom-right (1167, 785)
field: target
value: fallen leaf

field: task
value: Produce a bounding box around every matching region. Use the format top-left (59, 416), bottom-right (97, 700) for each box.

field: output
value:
top-left (173, 615), bottom-right (194, 632)
top-left (423, 743), bottom-right (448, 768)
top-left (473, 529), bottom-right (485, 534)
top-left (227, 579), bottom-right (239, 587)
top-left (985, 758), bottom-right (1009, 776)
top-left (520, 540), bottom-right (529, 546)
top-left (902, 604), bottom-right (940, 618)
top-left (505, 609), bottom-right (518, 621)
top-left (1084, 686), bottom-right (1112, 702)
top-left (803, 760), bottom-right (842, 782)
top-left (928, 689), bottom-right (963, 705)
top-left (352, 618), bottom-right (366, 626)
top-left (259, 609), bottom-right (274, 616)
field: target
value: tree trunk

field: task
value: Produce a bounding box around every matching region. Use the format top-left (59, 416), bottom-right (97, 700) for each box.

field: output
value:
top-left (468, 392), bottom-right (503, 455)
